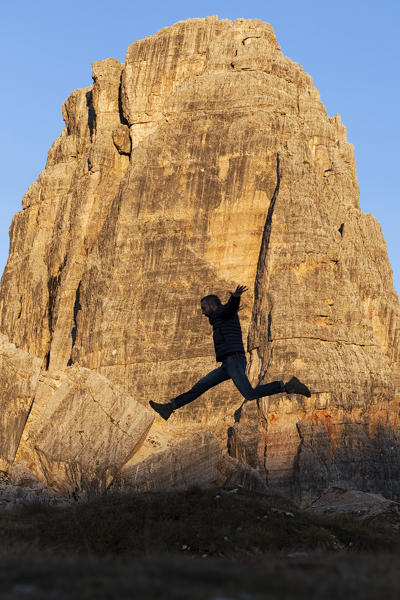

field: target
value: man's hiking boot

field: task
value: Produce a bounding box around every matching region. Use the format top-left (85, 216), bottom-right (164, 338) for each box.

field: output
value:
top-left (149, 400), bottom-right (174, 421)
top-left (284, 376), bottom-right (311, 398)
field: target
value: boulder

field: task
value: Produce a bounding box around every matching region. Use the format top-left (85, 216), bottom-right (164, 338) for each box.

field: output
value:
top-left (116, 430), bottom-right (221, 493)
top-left (217, 455), bottom-right (268, 494)
top-left (0, 334), bottom-right (42, 471)
top-left (14, 366), bottom-right (154, 498)
top-left (304, 486), bottom-right (400, 522)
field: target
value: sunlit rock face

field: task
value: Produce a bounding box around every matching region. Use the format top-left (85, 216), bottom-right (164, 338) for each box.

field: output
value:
top-left (0, 335), bottom-right (42, 471)
top-left (1, 16), bottom-right (400, 501)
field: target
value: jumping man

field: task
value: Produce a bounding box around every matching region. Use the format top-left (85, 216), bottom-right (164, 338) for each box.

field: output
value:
top-left (149, 284), bottom-right (311, 420)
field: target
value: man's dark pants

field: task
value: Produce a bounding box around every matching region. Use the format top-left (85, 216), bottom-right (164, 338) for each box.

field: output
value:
top-left (172, 352), bottom-right (284, 409)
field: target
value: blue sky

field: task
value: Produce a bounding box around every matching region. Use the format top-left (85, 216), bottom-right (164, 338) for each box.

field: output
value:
top-left (1, 0), bottom-right (399, 291)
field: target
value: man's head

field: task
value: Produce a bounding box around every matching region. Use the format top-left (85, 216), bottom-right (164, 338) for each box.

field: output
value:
top-left (201, 294), bottom-right (221, 317)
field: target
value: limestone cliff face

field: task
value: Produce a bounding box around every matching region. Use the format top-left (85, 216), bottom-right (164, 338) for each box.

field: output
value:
top-left (1, 16), bottom-right (400, 501)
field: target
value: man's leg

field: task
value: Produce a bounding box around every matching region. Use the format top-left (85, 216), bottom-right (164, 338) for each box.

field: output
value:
top-left (223, 354), bottom-right (284, 400)
top-left (172, 365), bottom-right (230, 409)
top-left (149, 364), bottom-right (230, 419)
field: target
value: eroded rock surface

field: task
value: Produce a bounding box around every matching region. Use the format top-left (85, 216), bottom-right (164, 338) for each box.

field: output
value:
top-left (0, 334), bottom-right (42, 471)
top-left (116, 431), bottom-right (221, 493)
top-left (14, 366), bottom-right (154, 498)
top-left (0, 469), bottom-right (61, 508)
top-left (1, 17), bottom-right (400, 501)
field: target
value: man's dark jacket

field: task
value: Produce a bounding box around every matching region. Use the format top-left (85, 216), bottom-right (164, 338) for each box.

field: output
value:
top-left (209, 294), bottom-right (245, 362)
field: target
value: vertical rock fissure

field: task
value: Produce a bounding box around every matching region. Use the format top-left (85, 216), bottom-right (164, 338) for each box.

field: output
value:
top-left (248, 152), bottom-right (281, 483)
top-left (267, 309), bottom-right (272, 342)
top-left (254, 152), bottom-right (281, 295)
top-left (86, 90), bottom-right (96, 141)
top-left (257, 398), bottom-right (270, 483)
top-left (118, 71), bottom-right (129, 126)
top-left (46, 258), bottom-right (67, 370)
top-left (249, 152), bottom-right (281, 373)
top-left (292, 423), bottom-right (304, 501)
top-left (67, 281), bottom-right (82, 366)
top-left (47, 274), bottom-right (60, 341)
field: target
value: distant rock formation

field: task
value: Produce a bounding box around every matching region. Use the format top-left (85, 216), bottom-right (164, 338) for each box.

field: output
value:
top-left (1, 16), bottom-right (400, 501)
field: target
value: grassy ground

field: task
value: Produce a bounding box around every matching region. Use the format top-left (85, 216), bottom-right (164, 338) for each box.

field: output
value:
top-left (1, 487), bottom-right (399, 599)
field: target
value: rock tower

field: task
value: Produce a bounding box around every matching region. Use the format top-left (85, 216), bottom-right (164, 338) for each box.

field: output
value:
top-left (1, 17), bottom-right (400, 501)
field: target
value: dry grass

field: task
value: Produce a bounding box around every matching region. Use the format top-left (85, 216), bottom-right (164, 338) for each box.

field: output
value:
top-left (0, 487), bottom-right (399, 599)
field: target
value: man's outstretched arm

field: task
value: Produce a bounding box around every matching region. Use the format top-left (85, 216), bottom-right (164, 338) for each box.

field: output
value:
top-left (218, 285), bottom-right (248, 318)
top-left (231, 285), bottom-right (248, 297)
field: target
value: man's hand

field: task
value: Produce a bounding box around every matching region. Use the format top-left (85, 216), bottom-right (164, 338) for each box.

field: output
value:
top-left (231, 285), bottom-right (248, 297)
